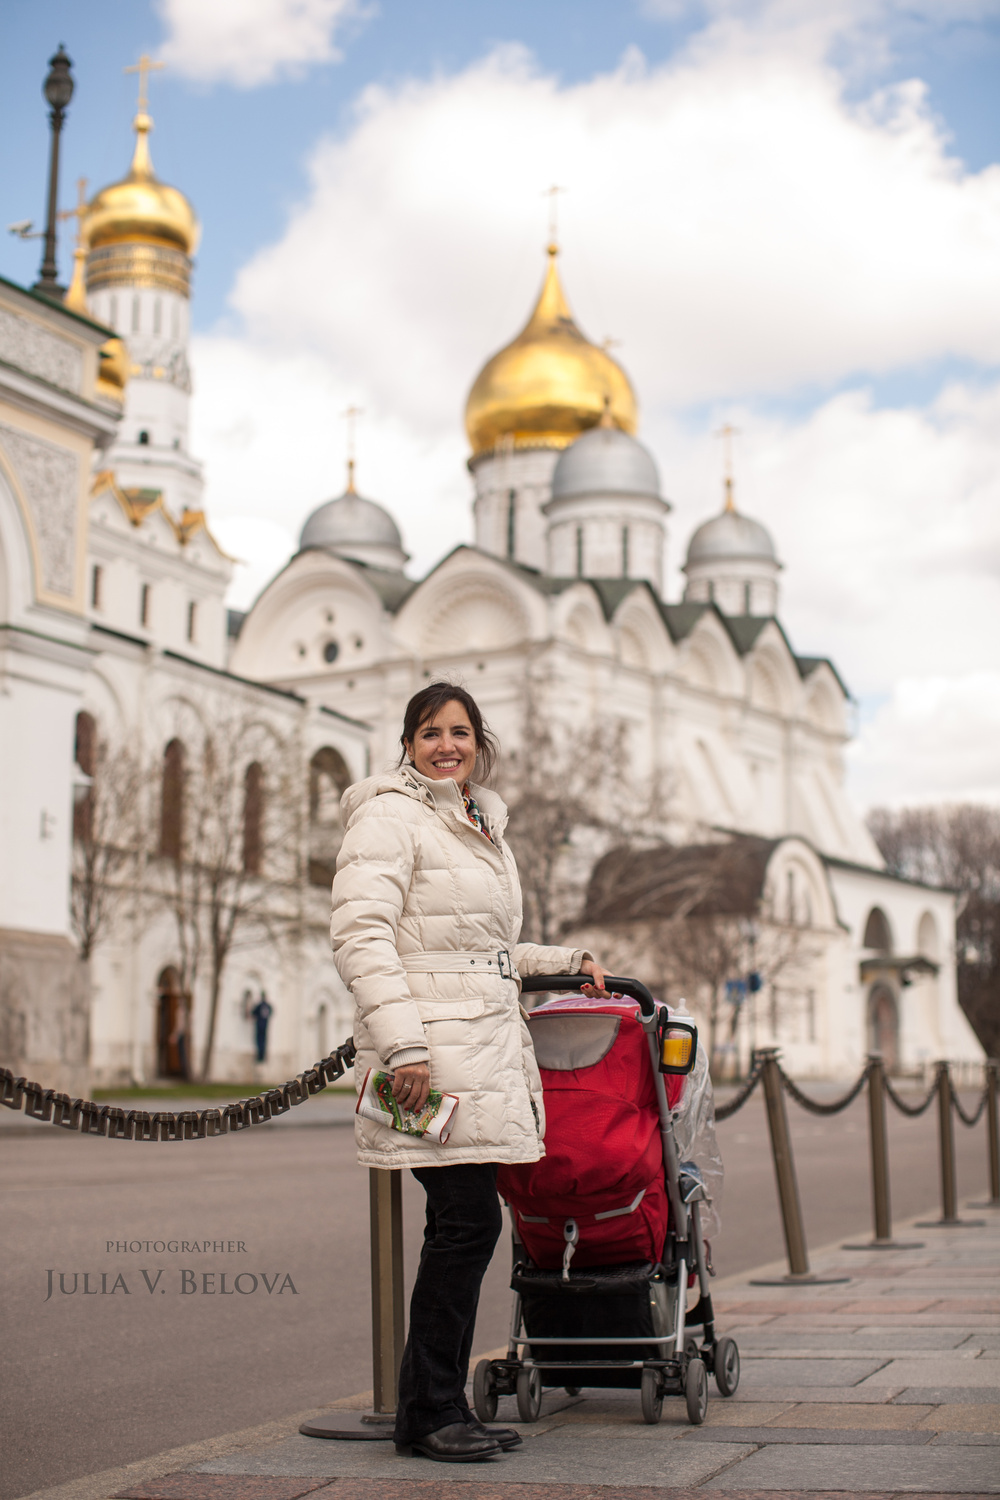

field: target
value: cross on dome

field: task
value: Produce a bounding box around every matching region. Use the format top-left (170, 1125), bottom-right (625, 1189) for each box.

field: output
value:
top-left (124, 53), bottom-right (165, 114)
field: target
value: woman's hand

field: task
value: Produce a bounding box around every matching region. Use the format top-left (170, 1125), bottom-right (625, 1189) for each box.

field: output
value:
top-left (580, 958), bottom-right (609, 997)
top-left (390, 1062), bottom-right (431, 1115)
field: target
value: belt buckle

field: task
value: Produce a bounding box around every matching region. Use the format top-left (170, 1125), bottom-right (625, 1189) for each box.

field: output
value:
top-left (497, 949), bottom-right (513, 980)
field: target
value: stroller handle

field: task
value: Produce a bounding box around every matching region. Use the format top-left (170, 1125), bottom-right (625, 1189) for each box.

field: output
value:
top-left (519, 973), bottom-right (657, 1019)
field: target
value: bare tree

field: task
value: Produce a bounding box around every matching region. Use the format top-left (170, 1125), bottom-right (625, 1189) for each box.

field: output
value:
top-left (71, 724), bottom-right (146, 961)
top-left (500, 695), bottom-right (661, 946)
top-left (153, 705), bottom-right (305, 1080)
top-left (657, 912), bottom-right (814, 1074)
top-left (868, 804), bottom-right (1000, 1055)
top-left (576, 837), bottom-right (817, 1073)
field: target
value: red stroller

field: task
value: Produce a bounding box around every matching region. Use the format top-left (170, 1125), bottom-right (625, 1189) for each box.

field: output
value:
top-left (474, 974), bottom-right (740, 1426)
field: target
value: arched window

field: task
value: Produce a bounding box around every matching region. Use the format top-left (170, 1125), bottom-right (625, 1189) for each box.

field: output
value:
top-left (73, 711), bottom-right (97, 842)
top-left (917, 911), bottom-right (940, 962)
top-left (308, 747), bottom-right (350, 887)
top-left (863, 906), bottom-right (893, 953)
top-left (160, 739), bottom-right (185, 860)
top-left (242, 761), bottom-right (264, 875)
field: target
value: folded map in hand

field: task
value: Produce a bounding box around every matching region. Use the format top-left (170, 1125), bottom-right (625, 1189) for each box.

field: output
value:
top-left (356, 1068), bottom-right (459, 1144)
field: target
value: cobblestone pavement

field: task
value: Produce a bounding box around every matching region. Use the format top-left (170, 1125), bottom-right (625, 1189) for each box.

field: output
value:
top-left (18, 1200), bottom-right (999, 1500)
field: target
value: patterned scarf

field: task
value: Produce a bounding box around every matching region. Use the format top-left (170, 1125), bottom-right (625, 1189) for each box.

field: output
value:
top-left (462, 784), bottom-right (493, 842)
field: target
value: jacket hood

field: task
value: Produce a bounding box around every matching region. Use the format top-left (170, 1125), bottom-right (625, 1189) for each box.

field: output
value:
top-left (341, 765), bottom-right (509, 835)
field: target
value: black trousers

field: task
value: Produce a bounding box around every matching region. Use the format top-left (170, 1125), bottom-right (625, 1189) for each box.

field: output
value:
top-left (394, 1162), bottom-right (503, 1443)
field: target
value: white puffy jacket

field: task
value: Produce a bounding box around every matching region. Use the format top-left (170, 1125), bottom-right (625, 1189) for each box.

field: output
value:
top-left (330, 766), bottom-right (592, 1169)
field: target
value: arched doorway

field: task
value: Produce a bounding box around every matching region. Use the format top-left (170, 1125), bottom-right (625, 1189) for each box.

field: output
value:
top-left (308, 747), bottom-right (351, 888)
top-left (868, 983), bottom-right (899, 1072)
top-left (156, 966), bottom-right (191, 1079)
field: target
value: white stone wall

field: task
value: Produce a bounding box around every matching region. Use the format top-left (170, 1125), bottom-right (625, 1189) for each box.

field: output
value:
top-left (472, 447), bottom-right (559, 569)
top-left (83, 642), bottom-right (370, 1085)
top-left (87, 485), bottom-right (231, 669)
top-left (545, 491), bottom-right (667, 594)
top-left (685, 554), bottom-right (780, 616)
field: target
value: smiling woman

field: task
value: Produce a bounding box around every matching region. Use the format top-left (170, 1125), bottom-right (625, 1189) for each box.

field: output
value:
top-left (329, 681), bottom-right (607, 1462)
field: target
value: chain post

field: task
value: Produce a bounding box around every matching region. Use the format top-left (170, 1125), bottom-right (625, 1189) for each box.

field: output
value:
top-left (843, 1057), bottom-right (924, 1251)
top-left (868, 1055), bottom-right (892, 1243)
top-left (913, 1061), bottom-right (985, 1230)
top-left (987, 1061), bottom-right (1000, 1206)
top-left (759, 1048), bottom-right (809, 1276)
top-left (938, 1061), bottom-right (958, 1224)
top-left (369, 1168), bottom-right (405, 1414)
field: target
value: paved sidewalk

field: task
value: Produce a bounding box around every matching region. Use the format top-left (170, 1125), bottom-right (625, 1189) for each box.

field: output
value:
top-left (20, 1200), bottom-right (1000, 1500)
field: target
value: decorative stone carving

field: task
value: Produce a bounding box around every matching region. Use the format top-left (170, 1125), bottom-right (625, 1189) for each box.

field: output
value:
top-left (0, 424), bottom-right (80, 597)
top-left (0, 307), bottom-right (83, 394)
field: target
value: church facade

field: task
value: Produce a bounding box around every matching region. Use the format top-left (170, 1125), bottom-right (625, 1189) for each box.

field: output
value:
top-left (0, 90), bottom-right (982, 1088)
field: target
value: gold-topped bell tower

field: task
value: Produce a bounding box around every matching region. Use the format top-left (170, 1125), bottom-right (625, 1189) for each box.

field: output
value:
top-left (79, 55), bottom-right (204, 519)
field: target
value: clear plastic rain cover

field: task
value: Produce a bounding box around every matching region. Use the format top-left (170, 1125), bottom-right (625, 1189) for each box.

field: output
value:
top-left (669, 1004), bottom-right (724, 1242)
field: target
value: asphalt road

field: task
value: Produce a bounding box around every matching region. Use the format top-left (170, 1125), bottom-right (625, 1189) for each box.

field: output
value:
top-left (0, 1085), bottom-right (992, 1500)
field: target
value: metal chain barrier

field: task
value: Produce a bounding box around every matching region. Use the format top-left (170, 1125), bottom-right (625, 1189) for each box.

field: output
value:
top-left (0, 1039), bottom-right (357, 1141)
top-left (951, 1080), bottom-right (989, 1128)
top-left (715, 1053), bottom-right (765, 1120)
top-left (883, 1066), bottom-right (941, 1118)
top-left (777, 1059), bottom-right (871, 1116)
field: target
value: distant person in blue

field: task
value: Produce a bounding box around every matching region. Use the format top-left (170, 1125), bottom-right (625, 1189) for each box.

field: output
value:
top-left (250, 992), bottom-right (272, 1063)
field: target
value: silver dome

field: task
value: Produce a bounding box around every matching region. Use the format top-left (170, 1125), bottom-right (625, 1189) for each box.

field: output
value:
top-left (551, 424), bottom-right (660, 500)
top-left (299, 489), bottom-right (403, 554)
top-left (685, 509), bottom-right (776, 565)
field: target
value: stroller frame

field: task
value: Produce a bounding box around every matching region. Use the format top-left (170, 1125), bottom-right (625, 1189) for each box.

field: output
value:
top-left (475, 974), bottom-right (740, 1427)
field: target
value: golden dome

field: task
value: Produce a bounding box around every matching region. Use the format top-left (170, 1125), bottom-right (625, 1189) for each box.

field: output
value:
top-left (84, 112), bottom-right (199, 256)
top-left (96, 336), bottom-right (130, 400)
top-left (465, 245), bottom-right (637, 459)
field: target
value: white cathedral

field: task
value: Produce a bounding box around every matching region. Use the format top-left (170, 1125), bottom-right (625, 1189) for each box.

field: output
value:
top-left (0, 86), bottom-right (982, 1091)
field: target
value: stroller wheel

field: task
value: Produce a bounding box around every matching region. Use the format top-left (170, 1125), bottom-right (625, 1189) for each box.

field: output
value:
top-left (685, 1357), bottom-right (708, 1425)
top-left (714, 1336), bottom-right (740, 1398)
top-left (516, 1366), bottom-right (543, 1422)
top-left (640, 1367), bottom-right (663, 1425)
top-left (473, 1358), bottom-right (498, 1422)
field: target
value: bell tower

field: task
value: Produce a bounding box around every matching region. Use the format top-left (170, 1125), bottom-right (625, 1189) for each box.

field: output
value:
top-left (81, 56), bottom-right (203, 517)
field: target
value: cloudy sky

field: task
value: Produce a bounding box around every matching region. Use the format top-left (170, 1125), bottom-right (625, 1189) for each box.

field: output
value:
top-left (4, 0), bottom-right (1000, 812)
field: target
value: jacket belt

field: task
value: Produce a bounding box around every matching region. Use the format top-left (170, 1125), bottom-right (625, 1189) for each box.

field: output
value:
top-left (402, 949), bottom-right (516, 979)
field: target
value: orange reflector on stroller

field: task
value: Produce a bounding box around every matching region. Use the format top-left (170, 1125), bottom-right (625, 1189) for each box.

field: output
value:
top-left (659, 1020), bottom-right (698, 1075)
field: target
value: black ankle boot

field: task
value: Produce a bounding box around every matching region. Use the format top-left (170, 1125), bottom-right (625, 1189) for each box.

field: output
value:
top-left (465, 1415), bottom-right (523, 1449)
top-left (395, 1421), bottom-right (501, 1462)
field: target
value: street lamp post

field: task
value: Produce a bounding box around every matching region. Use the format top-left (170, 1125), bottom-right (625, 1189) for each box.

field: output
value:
top-left (34, 45), bottom-right (75, 299)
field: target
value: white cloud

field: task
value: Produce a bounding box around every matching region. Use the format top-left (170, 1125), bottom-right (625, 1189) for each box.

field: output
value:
top-left (209, 515), bottom-right (298, 612)
top-left (848, 673), bottom-right (1000, 808)
top-left (188, 23), bottom-right (1000, 808)
top-left (189, 336), bottom-right (470, 583)
top-left (657, 380), bottom-right (1000, 698)
top-left (157, 0), bottom-right (361, 87)
top-left (227, 39), bottom-right (1000, 419)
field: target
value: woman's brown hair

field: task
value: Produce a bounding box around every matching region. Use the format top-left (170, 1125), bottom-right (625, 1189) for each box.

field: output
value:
top-left (399, 683), bottom-right (499, 781)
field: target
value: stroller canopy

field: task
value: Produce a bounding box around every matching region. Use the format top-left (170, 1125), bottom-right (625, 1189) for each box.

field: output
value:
top-left (498, 996), bottom-right (683, 1268)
